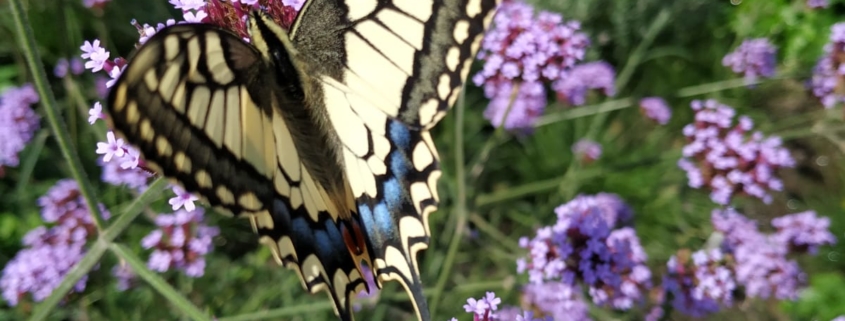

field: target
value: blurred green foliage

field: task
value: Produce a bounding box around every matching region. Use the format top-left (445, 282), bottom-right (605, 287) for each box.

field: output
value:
top-left (1, 0), bottom-right (845, 320)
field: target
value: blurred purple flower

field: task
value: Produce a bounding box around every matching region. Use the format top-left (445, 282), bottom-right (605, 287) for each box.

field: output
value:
top-left (807, 0), bottom-right (829, 8)
top-left (141, 208), bottom-right (219, 277)
top-left (517, 194), bottom-right (650, 310)
top-left (639, 97), bottom-right (671, 125)
top-left (711, 208), bottom-right (830, 301)
top-left (111, 264), bottom-right (136, 291)
top-left (1, 179), bottom-right (109, 306)
top-left (553, 61), bottom-right (617, 106)
top-left (771, 211), bottom-right (836, 254)
top-left (472, 0), bottom-right (589, 130)
top-left (0, 84), bottom-right (40, 170)
top-left (519, 282), bottom-right (588, 321)
top-left (810, 23), bottom-right (845, 107)
top-left (83, 0), bottom-right (109, 8)
top-left (572, 139), bottom-right (602, 163)
top-left (353, 264), bottom-right (379, 311)
top-left (678, 99), bottom-right (794, 205)
top-left (722, 38), bottom-right (777, 84)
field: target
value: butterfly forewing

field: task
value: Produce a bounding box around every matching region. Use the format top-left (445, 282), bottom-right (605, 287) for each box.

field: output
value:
top-left (107, 24), bottom-right (367, 320)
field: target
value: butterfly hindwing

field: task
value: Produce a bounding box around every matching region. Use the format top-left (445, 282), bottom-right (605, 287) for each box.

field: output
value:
top-left (290, 0), bottom-right (501, 319)
top-left (107, 24), bottom-right (366, 320)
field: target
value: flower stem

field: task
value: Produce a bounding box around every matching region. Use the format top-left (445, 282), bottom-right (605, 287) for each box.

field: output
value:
top-left (9, 0), bottom-right (106, 231)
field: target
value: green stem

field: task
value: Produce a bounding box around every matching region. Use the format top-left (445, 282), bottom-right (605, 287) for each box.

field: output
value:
top-left (30, 178), bottom-right (167, 321)
top-left (615, 9), bottom-right (671, 90)
top-left (110, 243), bottom-right (211, 321)
top-left (9, 0), bottom-right (106, 231)
top-left (216, 302), bottom-right (334, 321)
top-left (429, 87), bottom-right (471, 317)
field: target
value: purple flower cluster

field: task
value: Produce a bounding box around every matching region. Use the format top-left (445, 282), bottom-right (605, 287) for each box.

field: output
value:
top-left (810, 23), bottom-right (845, 108)
top-left (553, 61), bottom-right (617, 106)
top-left (722, 38), bottom-right (777, 84)
top-left (677, 99), bottom-right (795, 205)
top-left (639, 97), bottom-right (671, 125)
top-left (516, 194), bottom-right (650, 311)
top-left (663, 249), bottom-right (736, 317)
top-left (472, 0), bottom-right (591, 130)
top-left (0, 84), bottom-right (40, 171)
top-left (451, 292), bottom-right (552, 321)
top-left (653, 208), bottom-right (835, 318)
top-left (140, 208), bottom-right (219, 277)
top-left (1, 180), bottom-right (109, 306)
top-left (571, 139), bottom-right (602, 163)
top-left (712, 208), bottom-right (824, 301)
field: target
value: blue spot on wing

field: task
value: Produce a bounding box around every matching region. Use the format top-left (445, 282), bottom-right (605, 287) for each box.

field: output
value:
top-left (389, 120), bottom-right (411, 149)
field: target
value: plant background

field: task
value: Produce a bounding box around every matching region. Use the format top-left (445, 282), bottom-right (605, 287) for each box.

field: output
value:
top-left (1, 0), bottom-right (845, 320)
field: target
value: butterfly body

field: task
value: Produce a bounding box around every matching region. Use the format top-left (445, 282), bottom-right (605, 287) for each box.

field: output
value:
top-left (107, 1), bottom-right (500, 320)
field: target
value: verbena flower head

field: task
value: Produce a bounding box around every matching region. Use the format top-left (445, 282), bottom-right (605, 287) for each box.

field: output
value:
top-left (1, 180), bottom-right (109, 306)
top-left (472, 0), bottom-right (589, 130)
top-left (663, 249), bottom-right (735, 317)
top-left (639, 97), bottom-right (671, 125)
top-left (678, 99), bottom-right (794, 205)
top-left (141, 208), bottom-right (220, 277)
top-left (0, 84), bottom-right (40, 170)
top-left (553, 61), bottom-right (617, 106)
top-left (517, 194), bottom-right (650, 310)
top-left (810, 23), bottom-right (845, 108)
top-left (54, 58), bottom-right (85, 78)
top-left (771, 211), bottom-right (836, 254)
top-left (722, 38), bottom-right (777, 84)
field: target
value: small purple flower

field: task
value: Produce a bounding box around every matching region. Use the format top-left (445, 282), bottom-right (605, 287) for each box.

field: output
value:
top-left (679, 99), bottom-right (794, 205)
top-left (460, 292), bottom-right (506, 321)
top-left (88, 101), bottom-right (104, 124)
top-left (771, 211), bottom-right (836, 254)
top-left (111, 264), bottom-right (136, 291)
top-left (353, 264), bottom-right (380, 311)
top-left (96, 131), bottom-right (125, 162)
top-left (553, 61), bottom-right (617, 106)
top-left (0, 84), bottom-right (40, 169)
top-left (572, 139), bottom-right (602, 163)
top-left (141, 208), bottom-right (219, 277)
top-left (639, 97), bottom-right (671, 125)
top-left (101, 155), bottom-right (151, 191)
top-left (722, 38), bottom-right (777, 84)
top-left (473, 0), bottom-right (589, 130)
top-left (83, 0), bottom-right (109, 8)
top-left (169, 185), bottom-right (199, 212)
top-left (80, 40), bottom-right (110, 72)
top-left (807, 0), bottom-right (829, 8)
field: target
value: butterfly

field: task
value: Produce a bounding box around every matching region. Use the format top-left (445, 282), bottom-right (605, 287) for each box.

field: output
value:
top-left (106, 1), bottom-right (499, 320)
